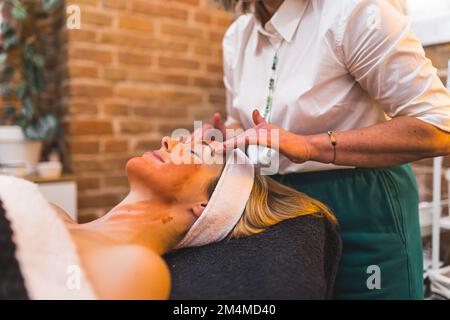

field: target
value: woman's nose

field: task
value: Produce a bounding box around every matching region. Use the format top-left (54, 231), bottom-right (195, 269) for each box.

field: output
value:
top-left (161, 136), bottom-right (185, 152)
top-left (161, 136), bottom-right (171, 151)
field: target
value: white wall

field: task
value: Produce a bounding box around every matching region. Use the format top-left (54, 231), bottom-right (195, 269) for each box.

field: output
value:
top-left (406, 0), bottom-right (450, 45)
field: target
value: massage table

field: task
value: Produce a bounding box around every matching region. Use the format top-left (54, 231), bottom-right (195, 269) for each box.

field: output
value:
top-left (165, 216), bottom-right (341, 300)
top-left (0, 175), bottom-right (342, 300)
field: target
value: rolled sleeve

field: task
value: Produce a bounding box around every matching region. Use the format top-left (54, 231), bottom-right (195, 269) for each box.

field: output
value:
top-left (341, 0), bottom-right (450, 132)
top-left (222, 22), bottom-right (243, 128)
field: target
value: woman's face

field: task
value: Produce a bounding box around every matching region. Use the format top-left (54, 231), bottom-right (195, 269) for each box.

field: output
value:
top-left (126, 136), bottom-right (223, 206)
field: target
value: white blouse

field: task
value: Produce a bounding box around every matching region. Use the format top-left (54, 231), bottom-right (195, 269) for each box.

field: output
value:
top-left (222, 0), bottom-right (450, 174)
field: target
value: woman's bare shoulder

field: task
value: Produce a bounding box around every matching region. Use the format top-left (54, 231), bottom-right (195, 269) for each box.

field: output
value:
top-left (49, 203), bottom-right (76, 224)
top-left (84, 244), bottom-right (171, 300)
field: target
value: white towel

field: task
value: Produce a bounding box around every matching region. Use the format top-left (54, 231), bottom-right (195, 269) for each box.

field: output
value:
top-left (175, 148), bottom-right (255, 249)
top-left (0, 175), bottom-right (97, 300)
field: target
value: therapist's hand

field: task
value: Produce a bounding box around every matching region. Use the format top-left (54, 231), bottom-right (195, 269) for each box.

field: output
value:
top-left (216, 110), bottom-right (313, 164)
top-left (212, 113), bottom-right (227, 137)
top-left (189, 113), bottom-right (227, 142)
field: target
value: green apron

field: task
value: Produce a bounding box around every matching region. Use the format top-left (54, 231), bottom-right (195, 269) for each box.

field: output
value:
top-left (272, 164), bottom-right (424, 299)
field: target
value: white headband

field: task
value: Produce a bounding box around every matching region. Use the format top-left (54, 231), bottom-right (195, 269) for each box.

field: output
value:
top-left (174, 148), bottom-right (255, 249)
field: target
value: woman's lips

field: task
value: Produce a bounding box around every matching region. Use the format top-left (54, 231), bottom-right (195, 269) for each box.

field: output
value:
top-left (144, 151), bottom-right (165, 163)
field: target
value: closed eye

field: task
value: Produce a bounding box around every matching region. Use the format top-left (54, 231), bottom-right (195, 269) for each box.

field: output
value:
top-left (188, 141), bottom-right (213, 159)
top-left (191, 150), bottom-right (201, 159)
top-left (202, 141), bottom-right (215, 157)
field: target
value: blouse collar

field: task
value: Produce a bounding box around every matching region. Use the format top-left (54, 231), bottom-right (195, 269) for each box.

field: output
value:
top-left (254, 0), bottom-right (310, 48)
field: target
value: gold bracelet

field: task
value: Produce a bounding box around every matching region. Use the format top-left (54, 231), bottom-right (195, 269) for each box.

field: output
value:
top-left (327, 131), bottom-right (337, 164)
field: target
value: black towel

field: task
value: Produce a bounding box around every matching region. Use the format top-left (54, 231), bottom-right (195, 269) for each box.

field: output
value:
top-left (164, 216), bottom-right (342, 300)
top-left (0, 199), bottom-right (29, 300)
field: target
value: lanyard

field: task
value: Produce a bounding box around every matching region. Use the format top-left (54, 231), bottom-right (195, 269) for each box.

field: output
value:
top-left (253, 41), bottom-right (284, 165)
top-left (262, 42), bottom-right (283, 122)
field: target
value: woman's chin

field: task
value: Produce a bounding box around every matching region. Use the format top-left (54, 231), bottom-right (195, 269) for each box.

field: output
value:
top-left (125, 157), bottom-right (157, 178)
top-left (125, 156), bottom-right (173, 194)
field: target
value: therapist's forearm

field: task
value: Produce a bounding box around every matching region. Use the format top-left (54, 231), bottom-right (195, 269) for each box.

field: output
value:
top-left (306, 116), bottom-right (450, 167)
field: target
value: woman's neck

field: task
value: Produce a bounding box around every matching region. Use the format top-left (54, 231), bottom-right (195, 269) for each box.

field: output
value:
top-left (70, 193), bottom-right (186, 255)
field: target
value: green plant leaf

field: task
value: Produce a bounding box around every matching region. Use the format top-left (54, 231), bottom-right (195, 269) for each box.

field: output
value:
top-left (0, 21), bottom-right (15, 37)
top-left (23, 61), bottom-right (43, 94)
top-left (24, 113), bottom-right (59, 141)
top-left (15, 82), bottom-right (28, 100)
top-left (12, 114), bottom-right (28, 128)
top-left (2, 35), bottom-right (18, 50)
top-left (11, 5), bottom-right (27, 21)
top-left (1, 85), bottom-right (13, 96)
top-left (32, 54), bottom-right (45, 68)
top-left (0, 0), bottom-right (61, 142)
top-left (1, 64), bottom-right (15, 81)
top-left (21, 43), bottom-right (32, 58)
top-left (20, 97), bottom-right (35, 121)
top-left (4, 105), bottom-right (17, 117)
top-left (41, 0), bottom-right (61, 11)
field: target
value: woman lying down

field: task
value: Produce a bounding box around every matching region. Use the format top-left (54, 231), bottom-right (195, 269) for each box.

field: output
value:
top-left (0, 137), bottom-right (336, 300)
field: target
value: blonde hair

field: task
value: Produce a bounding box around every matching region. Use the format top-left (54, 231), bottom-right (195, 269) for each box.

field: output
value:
top-left (207, 172), bottom-right (337, 239)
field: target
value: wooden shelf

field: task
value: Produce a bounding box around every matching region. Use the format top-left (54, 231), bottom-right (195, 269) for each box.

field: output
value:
top-left (24, 174), bottom-right (77, 184)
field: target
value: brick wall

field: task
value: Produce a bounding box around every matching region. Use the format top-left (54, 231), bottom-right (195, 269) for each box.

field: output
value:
top-left (60, 0), bottom-right (233, 222)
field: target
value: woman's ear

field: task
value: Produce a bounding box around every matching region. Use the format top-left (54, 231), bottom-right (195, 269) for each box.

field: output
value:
top-left (191, 202), bottom-right (208, 217)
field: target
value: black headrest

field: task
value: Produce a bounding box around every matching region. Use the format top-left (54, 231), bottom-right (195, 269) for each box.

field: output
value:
top-left (164, 216), bottom-right (342, 300)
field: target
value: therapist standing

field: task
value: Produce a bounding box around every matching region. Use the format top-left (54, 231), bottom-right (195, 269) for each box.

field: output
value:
top-left (207, 0), bottom-right (450, 299)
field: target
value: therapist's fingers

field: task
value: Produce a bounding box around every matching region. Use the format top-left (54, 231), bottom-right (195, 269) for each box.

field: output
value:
top-left (212, 113), bottom-right (226, 136)
top-left (216, 129), bottom-right (272, 154)
top-left (252, 109), bottom-right (266, 126)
